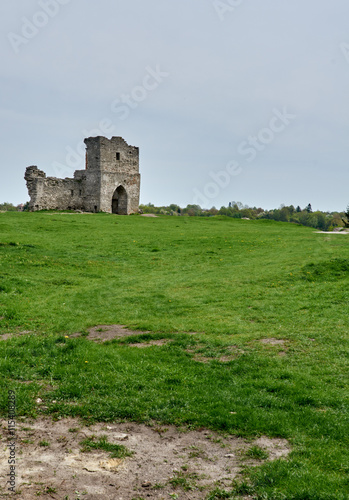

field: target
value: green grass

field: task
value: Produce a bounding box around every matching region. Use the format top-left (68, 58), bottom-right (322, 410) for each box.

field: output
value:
top-left (168, 470), bottom-right (201, 491)
top-left (0, 212), bottom-right (349, 499)
top-left (246, 445), bottom-right (269, 460)
top-left (80, 435), bottom-right (132, 458)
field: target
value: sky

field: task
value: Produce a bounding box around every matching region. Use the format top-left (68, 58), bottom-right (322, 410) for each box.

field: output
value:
top-left (1, 0), bottom-right (349, 211)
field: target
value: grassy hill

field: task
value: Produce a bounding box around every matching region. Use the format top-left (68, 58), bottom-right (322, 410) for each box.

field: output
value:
top-left (0, 212), bottom-right (348, 498)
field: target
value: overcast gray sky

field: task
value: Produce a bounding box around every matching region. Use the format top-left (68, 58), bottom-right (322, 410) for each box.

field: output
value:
top-left (1, 0), bottom-right (348, 211)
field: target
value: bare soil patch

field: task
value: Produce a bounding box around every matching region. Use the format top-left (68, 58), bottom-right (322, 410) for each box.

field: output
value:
top-left (259, 338), bottom-right (286, 346)
top-left (128, 340), bottom-right (171, 348)
top-left (192, 353), bottom-right (239, 364)
top-left (1, 326), bottom-right (200, 344)
top-left (0, 331), bottom-right (33, 342)
top-left (257, 338), bottom-right (289, 357)
top-left (72, 325), bottom-right (152, 343)
top-left (0, 417), bottom-right (290, 499)
top-left (186, 345), bottom-right (243, 364)
top-left (70, 325), bottom-right (200, 344)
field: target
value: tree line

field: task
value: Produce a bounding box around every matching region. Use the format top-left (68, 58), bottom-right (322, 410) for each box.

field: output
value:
top-left (0, 202), bottom-right (27, 212)
top-left (1, 201), bottom-right (348, 231)
top-left (140, 202), bottom-right (349, 231)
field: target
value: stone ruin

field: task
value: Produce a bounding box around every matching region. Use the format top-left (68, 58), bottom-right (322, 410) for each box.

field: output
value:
top-left (25, 136), bottom-right (140, 214)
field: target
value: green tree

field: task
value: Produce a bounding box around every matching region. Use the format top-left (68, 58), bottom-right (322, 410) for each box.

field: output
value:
top-left (279, 206), bottom-right (290, 222)
top-left (342, 204), bottom-right (349, 227)
top-left (0, 202), bottom-right (18, 212)
top-left (184, 204), bottom-right (202, 216)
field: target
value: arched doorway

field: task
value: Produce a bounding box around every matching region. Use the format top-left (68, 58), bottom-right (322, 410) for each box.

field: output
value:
top-left (112, 186), bottom-right (127, 215)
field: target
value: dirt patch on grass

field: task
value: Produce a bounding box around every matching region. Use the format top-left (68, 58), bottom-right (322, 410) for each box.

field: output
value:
top-left (1, 326), bottom-right (200, 344)
top-left (0, 417), bottom-right (290, 499)
top-left (192, 355), bottom-right (212, 363)
top-left (218, 355), bottom-right (238, 363)
top-left (72, 325), bottom-right (152, 342)
top-left (257, 338), bottom-right (289, 357)
top-left (187, 345), bottom-right (244, 364)
top-left (128, 339), bottom-right (171, 348)
top-left (192, 354), bottom-right (238, 364)
top-left (70, 325), bottom-right (200, 343)
top-left (259, 338), bottom-right (286, 346)
top-left (253, 437), bottom-right (289, 460)
top-left (0, 331), bottom-right (33, 341)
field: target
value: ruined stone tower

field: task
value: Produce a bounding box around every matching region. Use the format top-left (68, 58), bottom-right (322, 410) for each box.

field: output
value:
top-left (25, 136), bottom-right (140, 214)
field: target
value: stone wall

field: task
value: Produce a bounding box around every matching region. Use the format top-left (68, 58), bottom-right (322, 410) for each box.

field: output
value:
top-left (25, 166), bottom-right (85, 211)
top-left (25, 136), bottom-right (140, 214)
top-left (85, 136), bottom-right (139, 175)
top-left (99, 171), bottom-right (140, 214)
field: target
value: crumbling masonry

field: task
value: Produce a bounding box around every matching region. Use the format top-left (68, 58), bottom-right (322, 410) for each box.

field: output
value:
top-left (25, 136), bottom-right (140, 214)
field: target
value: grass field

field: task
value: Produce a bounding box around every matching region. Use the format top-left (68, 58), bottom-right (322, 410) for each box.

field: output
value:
top-left (0, 212), bottom-right (348, 499)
